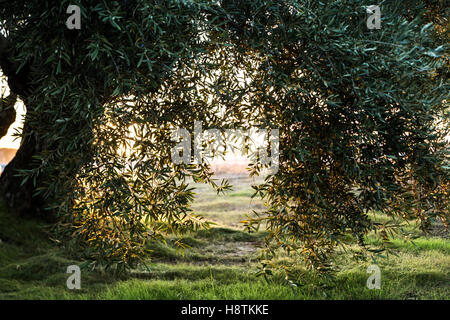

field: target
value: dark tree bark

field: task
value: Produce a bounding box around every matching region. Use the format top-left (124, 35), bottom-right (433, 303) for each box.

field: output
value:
top-left (0, 35), bottom-right (17, 138)
top-left (0, 119), bottom-right (46, 217)
top-left (0, 93), bottom-right (16, 138)
top-left (0, 34), bottom-right (46, 218)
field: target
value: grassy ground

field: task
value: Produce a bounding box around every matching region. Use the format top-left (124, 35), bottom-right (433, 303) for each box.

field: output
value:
top-left (0, 176), bottom-right (448, 300)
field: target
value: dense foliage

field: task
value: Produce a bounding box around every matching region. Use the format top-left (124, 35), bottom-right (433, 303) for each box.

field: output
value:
top-left (1, 0), bottom-right (448, 273)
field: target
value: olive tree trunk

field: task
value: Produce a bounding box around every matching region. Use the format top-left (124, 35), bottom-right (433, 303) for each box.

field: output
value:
top-left (0, 34), bottom-right (46, 217)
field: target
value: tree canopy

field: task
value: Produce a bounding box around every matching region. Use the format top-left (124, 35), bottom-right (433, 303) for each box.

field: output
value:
top-left (0, 0), bottom-right (448, 274)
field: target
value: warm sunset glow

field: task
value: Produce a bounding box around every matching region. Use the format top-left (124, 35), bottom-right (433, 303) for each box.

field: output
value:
top-left (0, 102), bottom-right (24, 149)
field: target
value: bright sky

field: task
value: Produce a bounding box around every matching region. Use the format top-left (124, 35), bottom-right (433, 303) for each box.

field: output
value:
top-left (0, 74), bottom-right (25, 149)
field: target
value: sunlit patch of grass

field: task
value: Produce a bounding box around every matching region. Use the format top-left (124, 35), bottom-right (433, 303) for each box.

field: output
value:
top-left (99, 278), bottom-right (297, 300)
top-left (228, 190), bottom-right (254, 198)
top-left (364, 237), bottom-right (450, 254)
top-left (190, 177), bottom-right (265, 229)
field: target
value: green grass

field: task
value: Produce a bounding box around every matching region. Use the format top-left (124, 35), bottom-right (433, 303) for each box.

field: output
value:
top-left (0, 177), bottom-right (449, 300)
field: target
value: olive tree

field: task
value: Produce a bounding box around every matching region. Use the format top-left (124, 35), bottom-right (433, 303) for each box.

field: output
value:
top-left (0, 0), bottom-right (447, 272)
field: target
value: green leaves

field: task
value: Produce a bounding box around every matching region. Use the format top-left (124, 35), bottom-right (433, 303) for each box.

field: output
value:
top-left (424, 45), bottom-right (445, 58)
top-left (1, 0), bottom-right (447, 274)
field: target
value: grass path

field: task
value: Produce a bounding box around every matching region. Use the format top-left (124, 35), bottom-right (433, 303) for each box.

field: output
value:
top-left (0, 176), bottom-right (448, 299)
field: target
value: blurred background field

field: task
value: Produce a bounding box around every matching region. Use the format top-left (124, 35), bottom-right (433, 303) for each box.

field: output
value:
top-left (190, 172), bottom-right (265, 229)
